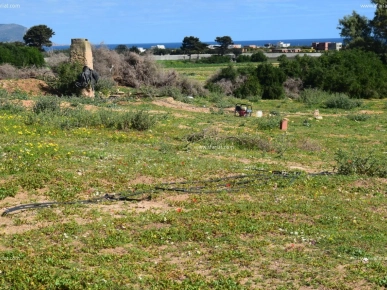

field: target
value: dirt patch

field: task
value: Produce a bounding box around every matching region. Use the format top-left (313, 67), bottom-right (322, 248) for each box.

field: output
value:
top-left (0, 79), bottom-right (51, 96)
top-left (152, 97), bottom-right (211, 113)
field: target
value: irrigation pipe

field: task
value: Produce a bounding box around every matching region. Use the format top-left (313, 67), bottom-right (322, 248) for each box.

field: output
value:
top-left (1, 171), bottom-right (332, 216)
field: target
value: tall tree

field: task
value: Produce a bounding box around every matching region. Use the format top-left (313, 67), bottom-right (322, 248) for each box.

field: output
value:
top-left (23, 24), bottom-right (55, 51)
top-left (337, 2), bottom-right (387, 61)
top-left (370, 0), bottom-right (387, 43)
top-left (181, 36), bottom-right (207, 59)
top-left (337, 11), bottom-right (372, 46)
top-left (215, 36), bottom-right (233, 55)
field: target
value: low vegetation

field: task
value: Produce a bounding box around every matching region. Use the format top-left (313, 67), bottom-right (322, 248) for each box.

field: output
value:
top-left (0, 29), bottom-right (387, 288)
top-left (0, 81), bottom-right (386, 288)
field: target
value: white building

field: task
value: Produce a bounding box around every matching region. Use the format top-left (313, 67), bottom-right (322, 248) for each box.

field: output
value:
top-left (151, 45), bottom-right (166, 49)
top-left (276, 41), bottom-right (290, 48)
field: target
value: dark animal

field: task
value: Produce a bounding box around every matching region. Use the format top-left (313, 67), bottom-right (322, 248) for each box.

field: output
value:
top-left (75, 66), bottom-right (99, 90)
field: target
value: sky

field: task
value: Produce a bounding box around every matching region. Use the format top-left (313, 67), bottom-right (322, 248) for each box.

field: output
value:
top-left (0, 0), bottom-right (377, 45)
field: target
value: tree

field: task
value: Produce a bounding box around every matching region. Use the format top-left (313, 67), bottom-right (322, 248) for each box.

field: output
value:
top-left (337, 11), bottom-right (374, 48)
top-left (337, 2), bottom-right (387, 61)
top-left (371, 0), bottom-right (387, 42)
top-left (215, 36), bottom-right (233, 55)
top-left (256, 63), bottom-right (286, 99)
top-left (231, 48), bottom-right (243, 58)
top-left (181, 36), bottom-right (207, 59)
top-left (129, 46), bottom-right (141, 54)
top-left (251, 51), bottom-right (268, 62)
top-left (115, 44), bottom-right (128, 54)
top-left (23, 25), bottom-right (55, 51)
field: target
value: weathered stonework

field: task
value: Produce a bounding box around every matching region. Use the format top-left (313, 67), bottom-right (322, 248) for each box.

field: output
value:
top-left (70, 38), bottom-right (94, 97)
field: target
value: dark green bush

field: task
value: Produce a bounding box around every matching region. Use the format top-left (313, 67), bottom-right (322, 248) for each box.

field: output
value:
top-left (334, 149), bottom-right (387, 177)
top-left (46, 61), bottom-right (83, 96)
top-left (0, 43), bottom-right (44, 67)
top-left (256, 116), bottom-right (282, 130)
top-left (198, 55), bottom-right (231, 64)
top-left (298, 89), bottom-right (331, 107)
top-left (251, 51), bottom-right (268, 62)
top-left (129, 110), bottom-right (157, 131)
top-left (346, 113), bottom-right (371, 121)
top-left (236, 55), bottom-right (251, 63)
top-left (256, 63), bottom-right (286, 99)
top-left (234, 75), bottom-right (261, 99)
top-left (324, 93), bottom-right (362, 109)
top-left (33, 96), bottom-right (61, 114)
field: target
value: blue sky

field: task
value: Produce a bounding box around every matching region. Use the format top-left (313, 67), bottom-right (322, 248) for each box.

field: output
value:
top-left (0, 0), bottom-right (377, 45)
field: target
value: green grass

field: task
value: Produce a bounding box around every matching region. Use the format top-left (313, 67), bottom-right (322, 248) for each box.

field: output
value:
top-left (158, 60), bottom-right (278, 84)
top-left (0, 90), bottom-right (386, 289)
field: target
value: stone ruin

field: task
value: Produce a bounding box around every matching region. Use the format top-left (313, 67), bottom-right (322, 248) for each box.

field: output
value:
top-left (70, 38), bottom-right (94, 97)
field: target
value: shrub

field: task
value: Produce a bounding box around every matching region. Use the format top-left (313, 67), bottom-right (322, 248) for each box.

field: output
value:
top-left (0, 64), bottom-right (53, 80)
top-left (129, 110), bottom-right (157, 131)
top-left (33, 96), bottom-right (61, 114)
top-left (256, 63), bottom-right (286, 99)
top-left (299, 88), bottom-right (331, 107)
top-left (346, 113), bottom-right (371, 121)
top-left (44, 52), bottom-right (69, 68)
top-left (334, 149), bottom-right (387, 177)
top-left (262, 84), bottom-right (285, 100)
top-left (236, 55), bottom-right (251, 63)
top-left (233, 75), bottom-right (261, 99)
top-left (0, 43), bottom-right (44, 67)
top-left (324, 93), bottom-right (362, 109)
top-left (283, 77), bottom-right (303, 99)
top-left (251, 51), bottom-right (268, 62)
top-left (256, 116), bottom-right (282, 130)
top-left (94, 77), bottom-right (117, 96)
top-left (198, 55), bottom-right (231, 64)
top-left (0, 63), bottom-right (18, 79)
top-left (47, 61), bottom-right (83, 96)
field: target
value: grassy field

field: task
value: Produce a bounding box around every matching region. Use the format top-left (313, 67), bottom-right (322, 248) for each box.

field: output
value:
top-left (0, 83), bottom-right (387, 289)
top-left (158, 60), bottom-right (279, 84)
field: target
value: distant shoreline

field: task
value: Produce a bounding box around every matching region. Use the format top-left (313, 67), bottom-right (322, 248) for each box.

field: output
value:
top-left (47, 38), bottom-right (343, 50)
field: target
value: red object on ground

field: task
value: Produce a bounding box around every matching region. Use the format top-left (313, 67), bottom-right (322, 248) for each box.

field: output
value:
top-left (280, 118), bottom-right (288, 131)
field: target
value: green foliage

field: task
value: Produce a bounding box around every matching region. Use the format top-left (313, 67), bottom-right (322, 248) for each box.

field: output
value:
top-left (23, 24), bottom-right (55, 51)
top-left (94, 77), bottom-right (117, 96)
top-left (0, 43), bottom-right (44, 67)
top-left (212, 65), bottom-right (238, 82)
top-left (181, 36), bottom-right (207, 55)
top-left (277, 54), bottom-right (288, 62)
top-left (129, 110), bottom-right (158, 131)
top-left (255, 115), bottom-right (282, 130)
top-left (236, 54), bottom-right (251, 63)
top-left (33, 96), bottom-right (61, 114)
top-left (256, 63), bottom-right (286, 99)
top-left (233, 75), bottom-right (261, 99)
top-left (215, 36), bottom-right (233, 55)
top-left (198, 55), bottom-right (231, 64)
top-left (285, 50), bottom-right (387, 98)
top-left (114, 44), bottom-right (128, 54)
top-left (346, 113), bottom-right (371, 121)
top-left (47, 61), bottom-right (83, 96)
top-left (334, 149), bottom-right (387, 177)
top-left (324, 93), bottom-right (362, 109)
top-left (298, 89), bottom-right (332, 107)
top-left (251, 51), bottom-right (268, 62)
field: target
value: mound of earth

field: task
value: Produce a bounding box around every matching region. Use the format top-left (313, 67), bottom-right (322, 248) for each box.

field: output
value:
top-left (152, 97), bottom-right (211, 113)
top-left (0, 78), bottom-right (51, 96)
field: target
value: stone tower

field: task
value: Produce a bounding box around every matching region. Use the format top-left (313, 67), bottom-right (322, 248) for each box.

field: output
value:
top-left (70, 38), bottom-right (94, 97)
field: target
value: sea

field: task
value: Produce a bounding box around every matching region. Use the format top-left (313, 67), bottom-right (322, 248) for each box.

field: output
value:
top-left (47, 38), bottom-right (343, 51)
